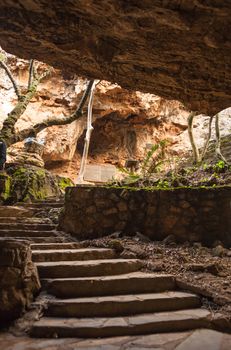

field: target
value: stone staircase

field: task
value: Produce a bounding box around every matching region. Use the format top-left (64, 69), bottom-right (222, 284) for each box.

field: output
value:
top-left (0, 199), bottom-right (218, 339)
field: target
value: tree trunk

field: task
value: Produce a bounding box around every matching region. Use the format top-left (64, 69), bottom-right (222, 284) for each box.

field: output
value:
top-left (187, 112), bottom-right (200, 163)
top-left (0, 77), bottom-right (42, 145)
top-left (215, 113), bottom-right (229, 164)
top-left (14, 80), bottom-right (95, 145)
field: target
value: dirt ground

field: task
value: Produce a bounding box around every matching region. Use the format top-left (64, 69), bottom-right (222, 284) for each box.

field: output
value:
top-left (83, 234), bottom-right (231, 320)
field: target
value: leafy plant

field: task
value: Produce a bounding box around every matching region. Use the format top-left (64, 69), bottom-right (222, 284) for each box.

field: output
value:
top-left (114, 140), bottom-right (169, 187)
top-left (213, 160), bottom-right (225, 172)
top-left (140, 139), bottom-right (169, 178)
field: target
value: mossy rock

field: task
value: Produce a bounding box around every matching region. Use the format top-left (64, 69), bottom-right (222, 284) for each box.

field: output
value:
top-left (4, 165), bottom-right (74, 204)
top-left (0, 173), bottom-right (11, 202)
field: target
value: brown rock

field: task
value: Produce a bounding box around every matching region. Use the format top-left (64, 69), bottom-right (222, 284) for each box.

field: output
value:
top-left (163, 234), bottom-right (176, 245)
top-left (0, 1), bottom-right (230, 114)
top-left (0, 239), bottom-right (40, 325)
top-left (212, 245), bottom-right (226, 257)
top-left (108, 240), bottom-right (124, 253)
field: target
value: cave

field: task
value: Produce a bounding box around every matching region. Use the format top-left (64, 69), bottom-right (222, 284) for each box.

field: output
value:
top-left (0, 2), bottom-right (231, 348)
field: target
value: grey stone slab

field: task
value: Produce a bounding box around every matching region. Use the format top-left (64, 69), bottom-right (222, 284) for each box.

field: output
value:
top-left (84, 164), bottom-right (116, 183)
top-left (175, 329), bottom-right (223, 350)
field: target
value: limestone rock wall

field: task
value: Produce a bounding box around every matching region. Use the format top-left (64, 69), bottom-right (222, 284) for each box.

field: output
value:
top-left (1, 49), bottom-right (230, 182)
top-left (0, 1), bottom-right (230, 114)
top-left (0, 48), bottom-right (190, 180)
top-left (60, 186), bottom-right (231, 247)
top-left (0, 239), bottom-right (40, 326)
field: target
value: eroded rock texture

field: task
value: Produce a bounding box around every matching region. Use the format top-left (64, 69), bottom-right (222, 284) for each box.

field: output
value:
top-left (0, 239), bottom-right (40, 326)
top-left (0, 1), bottom-right (230, 114)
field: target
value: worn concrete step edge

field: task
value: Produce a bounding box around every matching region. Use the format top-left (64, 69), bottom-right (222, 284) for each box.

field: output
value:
top-left (0, 223), bottom-right (56, 230)
top-left (45, 291), bottom-right (201, 317)
top-left (36, 259), bottom-right (143, 278)
top-left (0, 230), bottom-right (57, 237)
top-left (31, 242), bottom-right (82, 250)
top-left (8, 237), bottom-right (66, 243)
top-left (42, 273), bottom-right (176, 297)
top-left (0, 217), bottom-right (52, 223)
top-left (30, 308), bottom-right (211, 338)
top-left (32, 248), bottom-right (117, 262)
top-left (18, 203), bottom-right (64, 208)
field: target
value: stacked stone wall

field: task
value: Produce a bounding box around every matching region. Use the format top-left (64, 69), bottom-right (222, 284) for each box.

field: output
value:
top-left (60, 186), bottom-right (231, 247)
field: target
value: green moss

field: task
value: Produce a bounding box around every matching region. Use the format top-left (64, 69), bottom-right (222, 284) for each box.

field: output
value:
top-left (105, 184), bottom-right (231, 192)
top-left (0, 174), bottom-right (11, 201)
top-left (5, 165), bottom-right (71, 203)
top-left (58, 177), bottom-right (74, 190)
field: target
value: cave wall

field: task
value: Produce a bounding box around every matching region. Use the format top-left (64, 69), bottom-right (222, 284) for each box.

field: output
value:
top-left (1, 49), bottom-right (192, 180)
top-left (1, 49), bottom-right (231, 182)
top-left (0, 1), bottom-right (230, 114)
top-left (60, 185), bottom-right (231, 247)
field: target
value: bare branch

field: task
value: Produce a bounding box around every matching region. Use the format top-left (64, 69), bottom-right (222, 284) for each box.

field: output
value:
top-left (0, 60), bottom-right (21, 100)
top-left (0, 68), bottom-right (52, 146)
top-left (215, 113), bottom-right (229, 164)
top-left (15, 79), bottom-right (95, 143)
top-left (188, 112), bottom-right (200, 163)
top-left (200, 115), bottom-right (214, 161)
top-left (27, 59), bottom-right (34, 90)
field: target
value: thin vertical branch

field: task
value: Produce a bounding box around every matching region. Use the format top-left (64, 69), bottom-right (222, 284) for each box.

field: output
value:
top-left (215, 113), bottom-right (228, 164)
top-left (0, 60), bottom-right (21, 99)
top-left (200, 115), bottom-right (214, 161)
top-left (27, 59), bottom-right (34, 90)
top-left (188, 112), bottom-right (200, 163)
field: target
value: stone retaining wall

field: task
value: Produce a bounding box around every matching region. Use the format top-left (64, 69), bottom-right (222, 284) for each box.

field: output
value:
top-left (0, 239), bottom-right (40, 326)
top-left (60, 186), bottom-right (231, 247)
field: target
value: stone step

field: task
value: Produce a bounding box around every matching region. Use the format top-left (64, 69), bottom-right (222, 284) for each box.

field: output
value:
top-left (42, 272), bottom-right (175, 298)
top-left (32, 248), bottom-right (117, 262)
top-left (6, 236), bottom-right (66, 243)
top-left (36, 259), bottom-right (143, 279)
top-left (30, 308), bottom-right (211, 338)
top-left (0, 206), bottom-right (33, 218)
top-left (0, 223), bottom-right (56, 231)
top-left (0, 217), bottom-right (52, 224)
top-left (30, 237), bottom-right (66, 243)
top-left (32, 198), bottom-right (64, 203)
top-left (0, 229), bottom-right (57, 237)
top-left (45, 291), bottom-right (201, 318)
top-left (18, 202), bottom-right (64, 209)
top-left (31, 242), bottom-right (82, 250)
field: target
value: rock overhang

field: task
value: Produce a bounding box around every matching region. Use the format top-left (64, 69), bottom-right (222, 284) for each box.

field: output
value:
top-left (0, 0), bottom-right (230, 115)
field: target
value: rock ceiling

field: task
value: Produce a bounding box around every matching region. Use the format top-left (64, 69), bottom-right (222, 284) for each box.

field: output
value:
top-left (0, 0), bottom-right (230, 115)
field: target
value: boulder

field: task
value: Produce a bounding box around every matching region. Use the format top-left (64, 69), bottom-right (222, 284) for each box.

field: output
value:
top-left (2, 165), bottom-right (73, 203)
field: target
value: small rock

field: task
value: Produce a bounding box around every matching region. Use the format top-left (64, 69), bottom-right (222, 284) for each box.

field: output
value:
top-left (163, 234), bottom-right (176, 245)
top-left (120, 250), bottom-right (137, 259)
top-left (212, 240), bottom-right (224, 248)
top-left (109, 231), bottom-right (123, 239)
top-left (212, 245), bottom-right (226, 257)
top-left (226, 250), bottom-right (231, 257)
top-left (193, 242), bottom-right (202, 249)
top-left (128, 245), bottom-right (147, 259)
top-left (147, 261), bottom-right (163, 272)
top-left (206, 263), bottom-right (220, 275)
top-left (134, 232), bottom-right (151, 243)
top-left (108, 239), bottom-right (124, 253)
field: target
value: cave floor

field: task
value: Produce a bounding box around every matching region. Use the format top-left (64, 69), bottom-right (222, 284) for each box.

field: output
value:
top-left (1, 329), bottom-right (231, 350)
